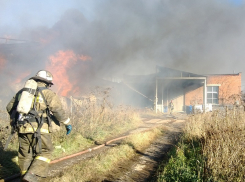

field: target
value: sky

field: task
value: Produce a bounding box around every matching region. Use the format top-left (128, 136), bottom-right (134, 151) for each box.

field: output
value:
top-left (229, 0), bottom-right (244, 5)
top-left (0, 0), bottom-right (245, 102)
top-left (0, 0), bottom-right (243, 29)
top-left (0, 1), bottom-right (96, 32)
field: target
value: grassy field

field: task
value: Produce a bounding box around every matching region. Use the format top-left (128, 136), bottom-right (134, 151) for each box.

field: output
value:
top-left (0, 88), bottom-right (142, 179)
top-left (46, 127), bottom-right (164, 182)
top-left (157, 106), bottom-right (245, 182)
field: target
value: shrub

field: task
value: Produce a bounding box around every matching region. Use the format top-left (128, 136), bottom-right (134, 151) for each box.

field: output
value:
top-left (158, 138), bottom-right (204, 182)
top-left (158, 107), bottom-right (245, 182)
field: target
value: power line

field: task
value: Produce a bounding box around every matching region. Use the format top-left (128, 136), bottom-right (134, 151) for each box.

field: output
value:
top-left (0, 37), bottom-right (39, 43)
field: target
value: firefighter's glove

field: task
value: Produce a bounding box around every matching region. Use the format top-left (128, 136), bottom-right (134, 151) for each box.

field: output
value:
top-left (66, 125), bottom-right (72, 135)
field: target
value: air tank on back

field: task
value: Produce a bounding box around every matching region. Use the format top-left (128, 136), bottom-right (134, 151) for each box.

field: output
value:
top-left (17, 79), bottom-right (37, 115)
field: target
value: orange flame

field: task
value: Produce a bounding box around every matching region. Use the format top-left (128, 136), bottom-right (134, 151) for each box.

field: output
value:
top-left (14, 71), bottom-right (31, 84)
top-left (37, 31), bottom-right (59, 45)
top-left (78, 55), bottom-right (92, 61)
top-left (10, 71), bottom-right (31, 92)
top-left (39, 33), bottom-right (57, 45)
top-left (47, 50), bottom-right (91, 96)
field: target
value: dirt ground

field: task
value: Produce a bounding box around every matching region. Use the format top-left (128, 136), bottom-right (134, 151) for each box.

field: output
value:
top-left (47, 113), bottom-right (187, 182)
top-left (101, 116), bottom-right (187, 182)
top-left (4, 113), bottom-right (188, 182)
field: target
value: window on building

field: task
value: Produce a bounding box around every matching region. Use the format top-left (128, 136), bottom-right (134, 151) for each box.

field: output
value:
top-left (207, 86), bottom-right (219, 104)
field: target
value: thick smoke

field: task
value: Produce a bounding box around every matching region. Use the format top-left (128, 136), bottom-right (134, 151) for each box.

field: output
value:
top-left (0, 0), bottom-right (245, 104)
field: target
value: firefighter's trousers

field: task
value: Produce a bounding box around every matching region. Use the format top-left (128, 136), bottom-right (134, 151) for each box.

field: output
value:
top-left (18, 133), bottom-right (53, 177)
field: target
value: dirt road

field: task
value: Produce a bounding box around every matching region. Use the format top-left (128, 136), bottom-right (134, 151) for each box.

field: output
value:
top-left (103, 117), bottom-right (187, 182)
top-left (47, 114), bottom-right (187, 182)
top-left (3, 113), bottom-right (187, 182)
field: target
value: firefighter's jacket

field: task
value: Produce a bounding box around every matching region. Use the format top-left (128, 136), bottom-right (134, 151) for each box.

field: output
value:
top-left (6, 82), bottom-right (70, 134)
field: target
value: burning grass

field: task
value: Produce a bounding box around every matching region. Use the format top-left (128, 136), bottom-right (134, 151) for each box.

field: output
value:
top-left (157, 106), bottom-right (245, 181)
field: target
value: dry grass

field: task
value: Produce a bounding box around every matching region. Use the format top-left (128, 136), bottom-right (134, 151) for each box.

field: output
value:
top-left (50, 88), bottom-right (142, 159)
top-left (47, 127), bottom-right (164, 182)
top-left (49, 144), bottom-right (135, 182)
top-left (67, 88), bottom-right (141, 141)
top-left (0, 115), bottom-right (19, 178)
top-left (0, 87), bottom-right (142, 179)
top-left (124, 128), bottom-right (163, 151)
top-left (139, 108), bottom-right (167, 119)
top-left (185, 106), bottom-right (245, 181)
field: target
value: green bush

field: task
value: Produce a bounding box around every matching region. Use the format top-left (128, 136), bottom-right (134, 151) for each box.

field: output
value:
top-left (158, 138), bottom-right (204, 182)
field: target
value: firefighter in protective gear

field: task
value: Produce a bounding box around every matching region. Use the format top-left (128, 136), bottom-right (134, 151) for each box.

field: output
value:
top-left (168, 100), bottom-right (174, 114)
top-left (6, 70), bottom-right (72, 182)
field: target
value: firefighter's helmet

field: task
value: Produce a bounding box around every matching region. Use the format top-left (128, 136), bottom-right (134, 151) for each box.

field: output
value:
top-left (32, 70), bottom-right (54, 85)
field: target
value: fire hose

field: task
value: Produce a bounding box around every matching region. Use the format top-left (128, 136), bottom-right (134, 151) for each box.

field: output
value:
top-left (1, 126), bottom-right (157, 182)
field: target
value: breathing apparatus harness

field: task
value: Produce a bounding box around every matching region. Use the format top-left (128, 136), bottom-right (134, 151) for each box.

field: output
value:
top-left (4, 87), bottom-right (52, 154)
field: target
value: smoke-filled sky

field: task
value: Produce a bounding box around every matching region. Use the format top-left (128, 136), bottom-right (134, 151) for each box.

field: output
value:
top-left (0, 0), bottom-right (245, 102)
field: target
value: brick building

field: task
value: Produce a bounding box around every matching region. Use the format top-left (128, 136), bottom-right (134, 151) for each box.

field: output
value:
top-left (185, 73), bottom-right (241, 106)
top-left (123, 66), bottom-right (242, 113)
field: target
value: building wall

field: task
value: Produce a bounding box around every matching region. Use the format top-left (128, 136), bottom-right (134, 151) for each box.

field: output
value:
top-left (207, 73), bottom-right (241, 104)
top-left (185, 73), bottom-right (241, 106)
top-left (185, 85), bottom-right (203, 106)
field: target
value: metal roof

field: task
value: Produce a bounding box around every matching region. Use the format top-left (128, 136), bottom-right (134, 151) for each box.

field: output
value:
top-left (156, 65), bottom-right (206, 78)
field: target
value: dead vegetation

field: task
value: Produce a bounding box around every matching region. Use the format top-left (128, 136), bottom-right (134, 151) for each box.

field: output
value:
top-left (46, 128), bottom-right (164, 182)
top-left (0, 87), bottom-right (142, 179)
top-left (184, 107), bottom-right (245, 181)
